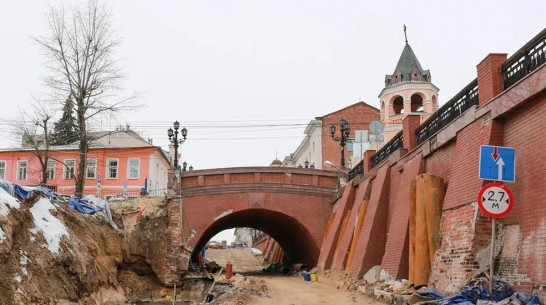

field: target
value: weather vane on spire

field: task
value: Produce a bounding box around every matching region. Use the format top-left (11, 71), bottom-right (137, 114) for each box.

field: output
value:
top-left (404, 24), bottom-right (408, 44)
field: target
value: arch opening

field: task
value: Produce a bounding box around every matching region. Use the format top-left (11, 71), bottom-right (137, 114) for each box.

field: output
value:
top-left (190, 209), bottom-right (320, 269)
top-left (392, 96), bottom-right (404, 115)
top-left (410, 93), bottom-right (424, 112)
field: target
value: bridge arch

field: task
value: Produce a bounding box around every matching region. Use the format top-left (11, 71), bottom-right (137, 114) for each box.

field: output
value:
top-left (176, 167), bottom-right (339, 270)
top-left (192, 209), bottom-right (318, 266)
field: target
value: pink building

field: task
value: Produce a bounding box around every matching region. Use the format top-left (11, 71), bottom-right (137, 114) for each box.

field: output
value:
top-left (0, 130), bottom-right (171, 197)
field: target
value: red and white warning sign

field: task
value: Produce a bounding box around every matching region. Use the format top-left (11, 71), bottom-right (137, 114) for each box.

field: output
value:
top-left (477, 182), bottom-right (514, 218)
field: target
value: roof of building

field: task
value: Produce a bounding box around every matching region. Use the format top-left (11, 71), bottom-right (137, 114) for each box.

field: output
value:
top-left (385, 43), bottom-right (430, 87)
top-left (92, 130), bottom-right (153, 148)
top-left (397, 43), bottom-right (423, 74)
top-left (270, 159), bottom-right (282, 166)
top-left (1, 130), bottom-right (170, 164)
top-left (315, 101), bottom-right (379, 120)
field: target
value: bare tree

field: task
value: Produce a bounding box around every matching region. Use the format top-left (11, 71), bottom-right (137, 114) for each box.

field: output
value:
top-left (18, 101), bottom-right (55, 186)
top-left (35, 0), bottom-right (136, 196)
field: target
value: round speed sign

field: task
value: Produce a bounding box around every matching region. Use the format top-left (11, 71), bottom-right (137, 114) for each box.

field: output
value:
top-left (477, 183), bottom-right (514, 218)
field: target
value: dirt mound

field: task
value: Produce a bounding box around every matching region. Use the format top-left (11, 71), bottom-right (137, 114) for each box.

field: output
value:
top-left (0, 191), bottom-right (183, 305)
top-left (110, 196), bottom-right (182, 285)
top-left (0, 194), bottom-right (124, 305)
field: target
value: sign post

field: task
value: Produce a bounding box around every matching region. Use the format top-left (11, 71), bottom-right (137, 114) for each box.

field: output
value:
top-left (478, 145), bottom-right (516, 299)
top-left (123, 180), bottom-right (128, 198)
top-left (96, 175), bottom-right (102, 198)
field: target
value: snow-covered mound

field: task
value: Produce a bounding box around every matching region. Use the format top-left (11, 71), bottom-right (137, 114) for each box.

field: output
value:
top-left (29, 198), bottom-right (70, 254)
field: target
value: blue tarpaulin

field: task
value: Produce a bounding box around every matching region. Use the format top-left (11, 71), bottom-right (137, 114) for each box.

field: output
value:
top-left (67, 196), bottom-right (102, 214)
top-left (415, 278), bottom-right (540, 305)
top-left (417, 289), bottom-right (447, 300)
top-left (0, 181), bottom-right (56, 201)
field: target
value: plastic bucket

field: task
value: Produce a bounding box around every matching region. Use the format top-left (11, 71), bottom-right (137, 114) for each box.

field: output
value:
top-left (310, 273), bottom-right (317, 282)
top-left (303, 272), bottom-right (311, 281)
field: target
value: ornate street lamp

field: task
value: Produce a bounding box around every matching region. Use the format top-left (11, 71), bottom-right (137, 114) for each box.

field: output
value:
top-left (167, 120), bottom-right (187, 169)
top-left (330, 118), bottom-right (351, 168)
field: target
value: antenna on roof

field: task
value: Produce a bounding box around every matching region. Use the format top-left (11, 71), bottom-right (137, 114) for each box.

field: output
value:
top-left (404, 24), bottom-right (408, 44)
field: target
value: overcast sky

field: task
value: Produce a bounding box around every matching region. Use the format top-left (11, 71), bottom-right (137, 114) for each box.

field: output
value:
top-left (0, 0), bottom-right (544, 170)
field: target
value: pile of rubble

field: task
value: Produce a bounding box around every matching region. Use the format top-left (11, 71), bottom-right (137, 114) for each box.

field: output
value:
top-left (323, 266), bottom-right (542, 305)
top-left (210, 273), bottom-right (269, 304)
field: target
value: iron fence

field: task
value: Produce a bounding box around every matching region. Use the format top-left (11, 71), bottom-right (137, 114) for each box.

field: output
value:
top-left (371, 131), bottom-right (404, 167)
top-left (348, 160), bottom-right (364, 181)
top-left (415, 79), bottom-right (479, 145)
top-left (502, 28), bottom-right (546, 89)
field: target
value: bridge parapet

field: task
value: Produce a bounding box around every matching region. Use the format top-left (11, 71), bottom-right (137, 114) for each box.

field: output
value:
top-left (176, 167), bottom-right (339, 197)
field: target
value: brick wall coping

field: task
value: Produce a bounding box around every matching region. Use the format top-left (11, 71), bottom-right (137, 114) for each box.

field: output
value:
top-left (179, 166), bottom-right (338, 178)
top-left (476, 52), bottom-right (509, 67)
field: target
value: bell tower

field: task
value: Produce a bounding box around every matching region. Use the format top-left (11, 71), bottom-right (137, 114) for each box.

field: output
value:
top-left (379, 26), bottom-right (439, 143)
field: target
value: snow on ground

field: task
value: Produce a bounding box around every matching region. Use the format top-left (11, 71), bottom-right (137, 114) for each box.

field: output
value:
top-left (30, 198), bottom-right (70, 254)
top-left (19, 249), bottom-right (30, 275)
top-left (0, 227), bottom-right (5, 243)
top-left (0, 187), bottom-right (20, 216)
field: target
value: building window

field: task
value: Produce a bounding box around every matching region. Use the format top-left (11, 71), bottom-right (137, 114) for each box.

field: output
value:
top-left (107, 159), bottom-right (119, 179)
top-left (0, 161), bottom-right (5, 179)
top-left (17, 161), bottom-right (28, 180)
top-left (64, 160), bottom-right (76, 179)
top-left (86, 159), bottom-right (96, 179)
top-left (128, 158), bottom-right (140, 179)
top-left (46, 160), bottom-right (55, 180)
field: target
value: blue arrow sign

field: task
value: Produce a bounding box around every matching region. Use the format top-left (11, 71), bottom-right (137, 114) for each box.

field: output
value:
top-left (479, 145), bottom-right (516, 182)
top-left (97, 175), bottom-right (102, 184)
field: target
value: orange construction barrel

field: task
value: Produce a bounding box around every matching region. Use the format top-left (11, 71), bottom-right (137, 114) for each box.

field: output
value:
top-left (226, 262), bottom-right (233, 279)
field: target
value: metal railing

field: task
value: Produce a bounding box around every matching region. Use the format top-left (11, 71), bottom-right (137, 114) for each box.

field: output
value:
top-left (501, 28), bottom-right (546, 89)
top-left (415, 79), bottom-right (479, 145)
top-left (371, 131), bottom-right (404, 167)
top-left (348, 160), bottom-right (363, 180)
top-left (54, 188), bottom-right (168, 199)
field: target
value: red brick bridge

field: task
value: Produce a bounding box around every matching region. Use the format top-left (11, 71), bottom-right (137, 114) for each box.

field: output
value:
top-left (175, 167), bottom-right (339, 269)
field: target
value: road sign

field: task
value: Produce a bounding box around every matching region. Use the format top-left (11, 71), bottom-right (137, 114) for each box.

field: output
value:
top-left (477, 182), bottom-right (514, 218)
top-left (97, 175), bottom-right (102, 184)
top-left (369, 121), bottom-right (384, 135)
top-left (369, 135), bottom-right (384, 143)
top-left (123, 180), bottom-right (128, 188)
top-left (479, 145), bottom-right (515, 182)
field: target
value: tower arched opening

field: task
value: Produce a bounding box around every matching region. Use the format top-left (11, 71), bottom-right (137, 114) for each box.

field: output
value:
top-left (392, 96), bottom-right (404, 115)
top-left (410, 93), bottom-right (424, 112)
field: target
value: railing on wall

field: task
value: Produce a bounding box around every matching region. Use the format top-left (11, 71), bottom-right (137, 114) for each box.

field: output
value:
top-left (415, 79), bottom-right (479, 145)
top-left (501, 28), bottom-right (546, 89)
top-left (348, 160), bottom-right (363, 180)
top-left (371, 131), bottom-right (404, 167)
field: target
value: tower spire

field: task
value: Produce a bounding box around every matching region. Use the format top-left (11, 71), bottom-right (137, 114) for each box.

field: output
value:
top-left (404, 24), bottom-right (408, 44)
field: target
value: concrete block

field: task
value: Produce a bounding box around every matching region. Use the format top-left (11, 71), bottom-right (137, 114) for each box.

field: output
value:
top-left (363, 265), bottom-right (382, 284)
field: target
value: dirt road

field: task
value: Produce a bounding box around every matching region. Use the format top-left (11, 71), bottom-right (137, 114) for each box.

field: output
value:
top-left (206, 248), bottom-right (264, 273)
top-left (251, 275), bottom-right (382, 305)
top-left (206, 248), bottom-right (382, 305)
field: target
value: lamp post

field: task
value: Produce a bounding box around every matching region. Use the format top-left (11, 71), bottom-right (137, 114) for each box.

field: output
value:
top-left (167, 121), bottom-right (187, 169)
top-left (330, 118), bottom-right (351, 168)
